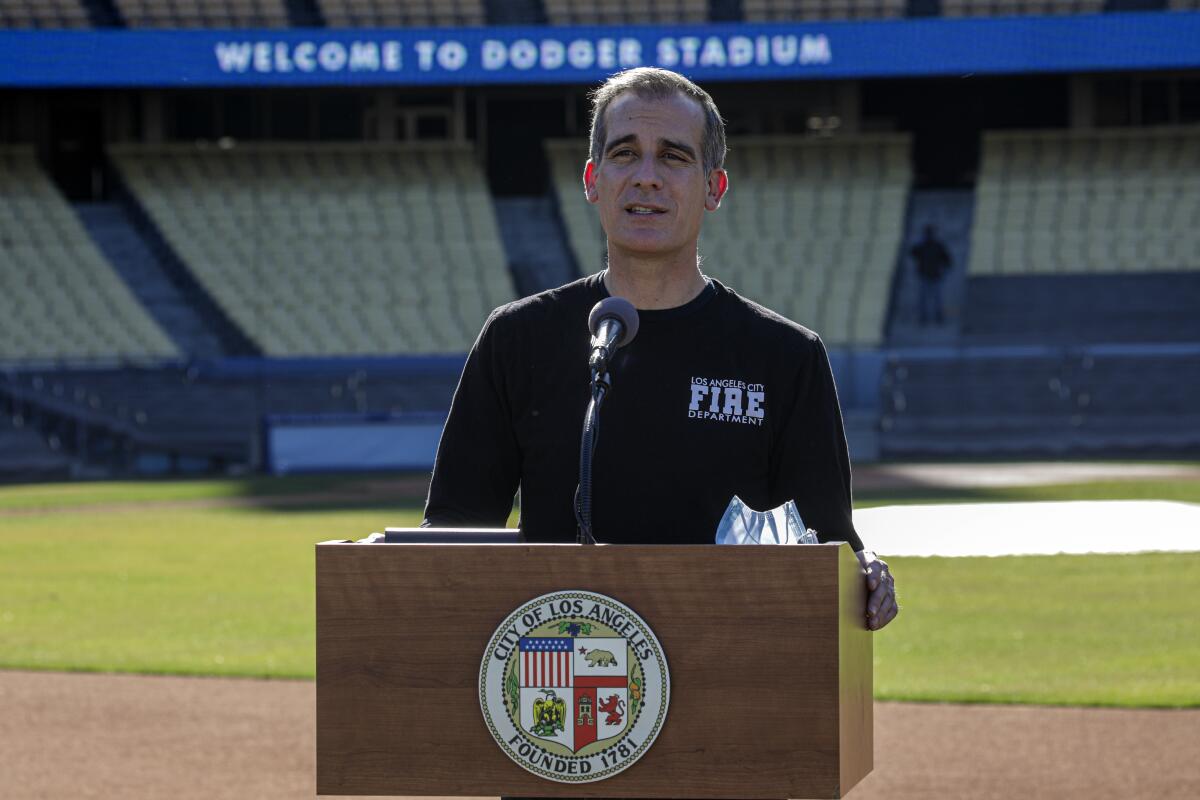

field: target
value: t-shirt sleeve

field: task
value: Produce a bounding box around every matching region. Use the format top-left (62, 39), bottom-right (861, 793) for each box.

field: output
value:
top-left (768, 336), bottom-right (865, 552)
top-left (422, 308), bottom-right (522, 528)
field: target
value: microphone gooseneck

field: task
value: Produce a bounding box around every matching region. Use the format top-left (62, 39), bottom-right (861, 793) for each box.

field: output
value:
top-left (575, 297), bottom-right (640, 545)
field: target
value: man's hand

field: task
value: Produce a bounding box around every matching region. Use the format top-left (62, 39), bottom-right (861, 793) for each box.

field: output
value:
top-left (856, 550), bottom-right (898, 631)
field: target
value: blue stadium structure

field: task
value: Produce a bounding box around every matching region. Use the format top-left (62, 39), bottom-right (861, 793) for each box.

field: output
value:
top-left (1, 1), bottom-right (1198, 478)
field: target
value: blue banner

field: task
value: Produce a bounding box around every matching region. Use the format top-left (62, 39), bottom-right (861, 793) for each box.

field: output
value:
top-left (2, 13), bottom-right (1198, 87)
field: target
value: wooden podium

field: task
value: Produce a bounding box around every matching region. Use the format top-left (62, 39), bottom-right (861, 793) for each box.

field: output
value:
top-left (317, 538), bottom-right (872, 799)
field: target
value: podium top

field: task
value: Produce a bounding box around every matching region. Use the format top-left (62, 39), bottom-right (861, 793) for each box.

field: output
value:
top-left (323, 528), bottom-right (853, 548)
top-left (377, 527), bottom-right (519, 544)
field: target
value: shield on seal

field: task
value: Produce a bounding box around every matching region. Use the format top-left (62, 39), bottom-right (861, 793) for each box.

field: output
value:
top-left (519, 636), bottom-right (630, 753)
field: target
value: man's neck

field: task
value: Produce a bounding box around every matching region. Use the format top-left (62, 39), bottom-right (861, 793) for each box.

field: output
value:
top-left (603, 249), bottom-right (708, 310)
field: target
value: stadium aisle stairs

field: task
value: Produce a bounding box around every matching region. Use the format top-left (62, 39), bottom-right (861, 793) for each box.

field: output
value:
top-left (80, 0), bottom-right (123, 26)
top-left (285, 0), bottom-right (324, 25)
top-left (493, 195), bottom-right (580, 297)
top-left (484, 0), bottom-right (544, 23)
top-left (74, 201), bottom-right (230, 359)
top-left (886, 189), bottom-right (974, 347)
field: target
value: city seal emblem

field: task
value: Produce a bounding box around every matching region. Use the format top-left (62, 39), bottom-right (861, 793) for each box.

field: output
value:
top-left (479, 590), bottom-right (670, 783)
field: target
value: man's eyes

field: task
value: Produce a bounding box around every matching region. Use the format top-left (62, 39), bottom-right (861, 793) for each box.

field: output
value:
top-left (610, 149), bottom-right (687, 161)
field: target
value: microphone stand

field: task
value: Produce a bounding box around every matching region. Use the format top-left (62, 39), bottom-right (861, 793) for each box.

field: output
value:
top-left (574, 366), bottom-right (610, 545)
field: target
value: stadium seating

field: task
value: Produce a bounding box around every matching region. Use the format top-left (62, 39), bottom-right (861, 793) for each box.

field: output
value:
top-left (319, 0), bottom-right (486, 27)
top-left (879, 348), bottom-right (1200, 456)
top-left (0, 147), bottom-right (180, 362)
top-left (742, 0), bottom-right (905, 21)
top-left (543, 0), bottom-right (708, 25)
top-left (961, 273), bottom-right (1200, 344)
top-left (0, 0), bottom-right (90, 28)
top-left (0, 405), bottom-right (72, 478)
top-left (110, 142), bottom-right (513, 356)
top-left (1, 363), bottom-right (460, 465)
top-left (546, 134), bottom-right (911, 347)
top-left (941, 0), bottom-right (1104, 15)
top-left (113, 0), bottom-right (290, 28)
top-left (970, 126), bottom-right (1200, 275)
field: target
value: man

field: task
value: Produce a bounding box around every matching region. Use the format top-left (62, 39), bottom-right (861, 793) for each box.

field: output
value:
top-left (424, 67), bottom-right (897, 631)
top-left (911, 223), bottom-right (952, 326)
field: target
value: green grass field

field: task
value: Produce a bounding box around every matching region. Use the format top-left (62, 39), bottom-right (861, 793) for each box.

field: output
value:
top-left (0, 475), bottom-right (1197, 707)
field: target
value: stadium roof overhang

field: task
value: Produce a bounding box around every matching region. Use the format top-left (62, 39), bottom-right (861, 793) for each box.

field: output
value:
top-left (2, 13), bottom-right (1199, 89)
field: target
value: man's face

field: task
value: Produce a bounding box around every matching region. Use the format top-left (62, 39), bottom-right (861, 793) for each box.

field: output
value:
top-left (584, 91), bottom-right (727, 260)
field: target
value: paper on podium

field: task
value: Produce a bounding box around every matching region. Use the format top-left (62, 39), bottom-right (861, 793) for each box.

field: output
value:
top-left (715, 495), bottom-right (820, 545)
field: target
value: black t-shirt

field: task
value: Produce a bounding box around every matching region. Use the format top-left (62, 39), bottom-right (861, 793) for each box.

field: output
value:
top-left (423, 272), bottom-right (864, 551)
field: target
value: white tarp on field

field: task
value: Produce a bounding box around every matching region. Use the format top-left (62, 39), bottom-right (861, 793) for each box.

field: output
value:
top-left (854, 500), bottom-right (1200, 557)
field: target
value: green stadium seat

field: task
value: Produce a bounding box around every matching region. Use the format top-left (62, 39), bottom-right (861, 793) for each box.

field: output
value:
top-left (112, 142), bottom-right (514, 356)
top-left (970, 126), bottom-right (1200, 277)
top-left (0, 147), bottom-right (178, 362)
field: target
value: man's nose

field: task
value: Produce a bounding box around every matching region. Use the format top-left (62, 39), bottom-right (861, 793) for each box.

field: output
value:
top-left (631, 156), bottom-right (663, 189)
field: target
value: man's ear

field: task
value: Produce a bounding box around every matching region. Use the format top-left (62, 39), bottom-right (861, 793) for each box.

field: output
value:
top-left (583, 160), bottom-right (599, 204)
top-left (706, 168), bottom-right (729, 212)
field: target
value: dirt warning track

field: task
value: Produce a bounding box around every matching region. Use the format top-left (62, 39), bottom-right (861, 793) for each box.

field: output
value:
top-left (2, 670), bottom-right (1197, 800)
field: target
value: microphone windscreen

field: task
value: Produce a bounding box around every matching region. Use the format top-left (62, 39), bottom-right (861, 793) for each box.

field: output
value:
top-left (588, 297), bottom-right (640, 347)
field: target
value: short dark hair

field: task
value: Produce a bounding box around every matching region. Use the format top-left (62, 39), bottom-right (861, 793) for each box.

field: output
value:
top-left (588, 67), bottom-right (727, 174)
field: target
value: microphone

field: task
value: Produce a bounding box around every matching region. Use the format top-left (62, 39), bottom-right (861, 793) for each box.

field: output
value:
top-left (576, 297), bottom-right (638, 545)
top-left (587, 297), bottom-right (639, 377)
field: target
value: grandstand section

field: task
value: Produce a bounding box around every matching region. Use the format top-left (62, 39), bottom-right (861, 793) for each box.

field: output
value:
top-left (961, 273), bottom-right (1200, 344)
top-left (884, 125), bottom-right (1200, 453)
top-left (0, 0), bottom-right (90, 28)
top-left (2, 7), bottom-right (1198, 475)
top-left (742, 0), bottom-right (905, 20)
top-left (110, 142), bottom-right (513, 356)
top-left (0, 362), bottom-right (459, 469)
top-left (4, 0), bottom-right (1197, 28)
top-left (0, 147), bottom-right (179, 363)
top-left (941, 0), bottom-right (1105, 15)
top-left (543, 0), bottom-right (708, 25)
top-left (319, 0), bottom-right (485, 27)
top-left (0, 407), bottom-right (71, 479)
top-left (547, 134), bottom-right (910, 347)
top-left (113, 0), bottom-right (290, 27)
top-left (970, 126), bottom-right (1200, 275)
top-left (880, 347), bottom-right (1200, 456)
top-left (74, 201), bottom-right (246, 359)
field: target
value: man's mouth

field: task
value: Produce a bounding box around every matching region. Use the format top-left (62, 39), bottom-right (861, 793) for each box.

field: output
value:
top-left (625, 204), bottom-right (667, 216)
